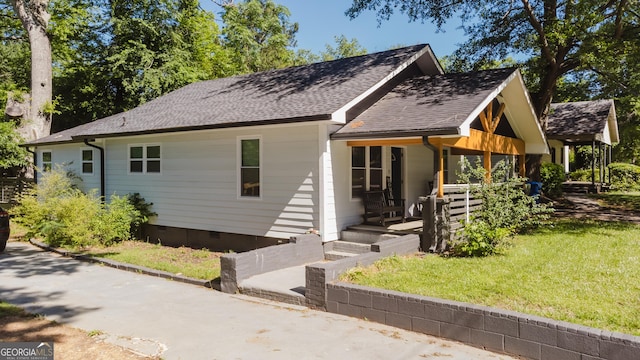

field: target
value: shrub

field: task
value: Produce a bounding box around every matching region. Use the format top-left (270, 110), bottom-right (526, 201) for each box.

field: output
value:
top-left (13, 167), bottom-right (142, 248)
top-left (569, 168), bottom-right (602, 182)
top-left (540, 162), bottom-right (565, 198)
top-left (450, 158), bottom-right (554, 257)
top-left (608, 162), bottom-right (640, 191)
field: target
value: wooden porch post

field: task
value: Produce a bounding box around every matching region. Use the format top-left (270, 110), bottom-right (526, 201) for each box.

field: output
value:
top-left (484, 151), bottom-right (492, 182)
top-left (591, 140), bottom-right (596, 186)
top-left (438, 144), bottom-right (444, 198)
top-left (519, 154), bottom-right (526, 178)
top-left (608, 144), bottom-right (612, 183)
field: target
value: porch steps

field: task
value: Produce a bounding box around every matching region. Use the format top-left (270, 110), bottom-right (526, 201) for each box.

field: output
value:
top-left (562, 181), bottom-right (605, 194)
top-left (340, 229), bottom-right (400, 244)
top-left (324, 240), bottom-right (371, 260)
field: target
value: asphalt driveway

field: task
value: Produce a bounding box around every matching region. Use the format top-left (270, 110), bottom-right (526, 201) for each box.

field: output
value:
top-left (0, 242), bottom-right (516, 360)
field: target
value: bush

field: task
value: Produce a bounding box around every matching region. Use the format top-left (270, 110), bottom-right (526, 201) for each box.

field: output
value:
top-left (13, 167), bottom-right (142, 248)
top-left (608, 162), bottom-right (640, 191)
top-left (540, 162), bottom-right (565, 198)
top-left (569, 168), bottom-right (602, 182)
top-left (450, 159), bottom-right (554, 257)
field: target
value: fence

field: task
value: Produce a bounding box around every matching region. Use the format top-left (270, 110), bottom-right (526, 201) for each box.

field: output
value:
top-left (0, 177), bottom-right (31, 204)
top-left (443, 184), bottom-right (483, 235)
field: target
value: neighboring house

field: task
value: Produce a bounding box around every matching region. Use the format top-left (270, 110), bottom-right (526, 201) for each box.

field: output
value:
top-left (544, 99), bottom-right (619, 184)
top-left (25, 44), bottom-right (547, 251)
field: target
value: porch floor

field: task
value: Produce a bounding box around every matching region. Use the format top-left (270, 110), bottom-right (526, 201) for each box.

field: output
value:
top-left (348, 218), bottom-right (423, 236)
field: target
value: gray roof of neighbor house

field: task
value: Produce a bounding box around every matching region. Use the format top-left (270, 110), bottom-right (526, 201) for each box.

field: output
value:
top-left (27, 44), bottom-right (441, 146)
top-left (332, 68), bottom-right (517, 139)
top-left (546, 100), bottom-right (619, 144)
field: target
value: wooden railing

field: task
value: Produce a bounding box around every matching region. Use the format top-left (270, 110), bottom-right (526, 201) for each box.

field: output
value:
top-left (442, 184), bottom-right (483, 235)
top-left (0, 177), bottom-right (31, 204)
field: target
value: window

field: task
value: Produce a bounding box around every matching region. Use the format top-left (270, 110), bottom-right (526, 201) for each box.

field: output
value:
top-left (129, 144), bottom-right (161, 174)
top-left (82, 149), bottom-right (93, 174)
top-left (351, 146), bottom-right (383, 198)
top-left (240, 138), bottom-right (260, 197)
top-left (42, 151), bottom-right (52, 172)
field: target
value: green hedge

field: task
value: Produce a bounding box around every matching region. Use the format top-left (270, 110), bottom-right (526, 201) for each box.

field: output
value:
top-left (608, 162), bottom-right (640, 191)
top-left (540, 163), bottom-right (565, 198)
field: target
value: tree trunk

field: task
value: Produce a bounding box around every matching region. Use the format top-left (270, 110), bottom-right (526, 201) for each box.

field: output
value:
top-left (11, 0), bottom-right (53, 142)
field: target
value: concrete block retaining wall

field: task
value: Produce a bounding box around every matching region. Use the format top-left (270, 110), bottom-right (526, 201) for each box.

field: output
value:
top-left (326, 283), bottom-right (640, 360)
top-left (220, 234), bottom-right (323, 293)
top-left (305, 234), bottom-right (420, 309)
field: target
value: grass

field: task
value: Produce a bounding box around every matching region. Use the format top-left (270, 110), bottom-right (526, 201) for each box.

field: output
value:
top-left (9, 220), bottom-right (221, 280)
top-left (0, 300), bottom-right (32, 318)
top-left (78, 241), bottom-right (222, 280)
top-left (591, 191), bottom-right (640, 211)
top-left (342, 219), bottom-right (640, 336)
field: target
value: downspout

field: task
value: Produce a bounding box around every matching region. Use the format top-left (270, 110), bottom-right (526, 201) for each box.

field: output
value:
top-left (25, 147), bottom-right (37, 184)
top-left (84, 139), bottom-right (105, 200)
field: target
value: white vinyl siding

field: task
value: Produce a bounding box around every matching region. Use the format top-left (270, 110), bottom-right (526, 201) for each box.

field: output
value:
top-left (100, 124), bottom-right (321, 240)
top-left (35, 144), bottom-right (101, 192)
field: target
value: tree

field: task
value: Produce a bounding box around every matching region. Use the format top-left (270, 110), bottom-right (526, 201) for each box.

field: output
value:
top-left (7, 0), bottom-right (53, 141)
top-left (220, 0), bottom-right (298, 73)
top-left (294, 35), bottom-right (368, 64)
top-left (319, 35), bottom-right (367, 61)
top-left (52, 0), bottom-right (231, 129)
top-left (346, 0), bottom-right (639, 178)
top-left (0, 121), bottom-right (29, 170)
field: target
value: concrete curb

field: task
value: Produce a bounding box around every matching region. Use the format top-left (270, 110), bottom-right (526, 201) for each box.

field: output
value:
top-left (28, 239), bottom-right (220, 290)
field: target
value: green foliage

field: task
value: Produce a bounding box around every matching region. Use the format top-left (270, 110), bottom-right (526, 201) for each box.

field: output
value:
top-left (320, 35), bottom-right (368, 61)
top-left (126, 192), bottom-right (156, 237)
top-left (608, 162), bottom-right (640, 191)
top-left (12, 167), bottom-right (141, 248)
top-left (451, 158), bottom-right (553, 257)
top-left (453, 221), bottom-right (510, 257)
top-left (0, 122), bottom-right (30, 169)
top-left (569, 169), bottom-right (598, 181)
top-left (540, 162), bottom-right (565, 198)
top-left (221, 0), bottom-right (298, 73)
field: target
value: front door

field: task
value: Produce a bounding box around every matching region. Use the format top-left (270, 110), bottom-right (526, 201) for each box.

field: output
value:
top-left (391, 147), bottom-right (403, 200)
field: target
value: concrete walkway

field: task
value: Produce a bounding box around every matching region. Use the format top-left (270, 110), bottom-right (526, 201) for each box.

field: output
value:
top-left (0, 242), bottom-right (517, 360)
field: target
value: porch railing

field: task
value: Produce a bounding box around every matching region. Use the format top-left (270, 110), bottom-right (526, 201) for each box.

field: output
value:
top-left (0, 177), bottom-right (31, 204)
top-left (442, 184), bottom-right (482, 235)
top-left (421, 184), bottom-right (483, 252)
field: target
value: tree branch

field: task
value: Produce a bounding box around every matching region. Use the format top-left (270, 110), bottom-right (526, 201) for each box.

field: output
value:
top-left (520, 0), bottom-right (555, 65)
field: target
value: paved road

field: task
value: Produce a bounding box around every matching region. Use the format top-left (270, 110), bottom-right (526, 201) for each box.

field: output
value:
top-left (0, 242), bottom-right (516, 360)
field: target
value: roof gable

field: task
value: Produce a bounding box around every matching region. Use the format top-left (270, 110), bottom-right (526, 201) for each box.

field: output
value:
top-left (546, 100), bottom-right (619, 145)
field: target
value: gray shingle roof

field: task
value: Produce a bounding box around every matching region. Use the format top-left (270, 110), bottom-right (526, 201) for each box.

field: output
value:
top-left (28, 44), bottom-right (432, 145)
top-left (546, 100), bottom-right (614, 139)
top-left (332, 68), bottom-right (516, 138)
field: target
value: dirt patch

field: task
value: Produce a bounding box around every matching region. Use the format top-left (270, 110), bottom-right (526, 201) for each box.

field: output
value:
top-left (0, 315), bottom-right (157, 360)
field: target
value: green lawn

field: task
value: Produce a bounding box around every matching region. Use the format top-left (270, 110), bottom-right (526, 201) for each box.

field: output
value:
top-left (342, 219), bottom-right (640, 336)
top-left (78, 241), bottom-right (222, 280)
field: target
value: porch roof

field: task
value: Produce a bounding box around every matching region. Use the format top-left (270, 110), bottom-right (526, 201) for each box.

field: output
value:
top-left (331, 68), bottom-right (548, 154)
top-left (546, 100), bottom-right (619, 145)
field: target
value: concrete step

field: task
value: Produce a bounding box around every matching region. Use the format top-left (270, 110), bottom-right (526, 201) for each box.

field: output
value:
top-left (340, 230), bottom-right (399, 244)
top-left (324, 250), bottom-right (360, 261)
top-left (332, 240), bottom-right (371, 254)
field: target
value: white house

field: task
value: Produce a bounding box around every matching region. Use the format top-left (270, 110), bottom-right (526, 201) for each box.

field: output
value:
top-left (26, 44), bottom-right (547, 251)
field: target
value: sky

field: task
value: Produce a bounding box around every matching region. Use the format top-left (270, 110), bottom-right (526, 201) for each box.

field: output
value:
top-left (201, 0), bottom-right (468, 58)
